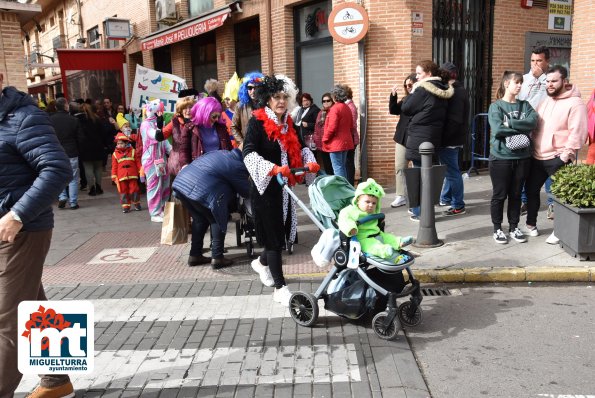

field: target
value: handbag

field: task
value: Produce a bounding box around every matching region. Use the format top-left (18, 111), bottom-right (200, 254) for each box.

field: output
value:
top-left (160, 198), bottom-right (190, 245)
top-left (505, 134), bottom-right (531, 151)
top-left (154, 142), bottom-right (167, 176)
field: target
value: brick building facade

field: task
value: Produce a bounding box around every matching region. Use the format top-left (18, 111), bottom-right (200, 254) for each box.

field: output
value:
top-left (8, 0), bottom-right (594, 185)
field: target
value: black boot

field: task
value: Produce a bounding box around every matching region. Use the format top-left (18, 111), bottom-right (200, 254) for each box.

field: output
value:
top-left (95, 184), bottom-right (104, 195)
top-left (211, 257), bottom-right (233, 270)
top-left (88, 185), bottom-right (96, 196)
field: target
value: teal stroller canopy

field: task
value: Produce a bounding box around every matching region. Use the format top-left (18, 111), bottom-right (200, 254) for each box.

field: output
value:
top-left (308, 175), bottom-right (355, 229)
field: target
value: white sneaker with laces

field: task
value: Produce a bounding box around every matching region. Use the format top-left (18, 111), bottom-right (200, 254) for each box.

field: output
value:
top-left (509, 228), bottom-right (527, 243)
top-left (150, 216), bottom-right (164, 223)
top-left (493, 229), bottom-right (508, 244)
top-left (390, 196), bottom-right (407, 208)
top-left (545, 231), bottom-right (560, 245)
top-left (523, 225), bottom-right (539, 237)
top-left (273, 285), bottom-right (292, 307)
top-left (251, 258), bottom-right (275, 287)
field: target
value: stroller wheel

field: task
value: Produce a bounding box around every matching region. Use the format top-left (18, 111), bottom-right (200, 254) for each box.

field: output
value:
top-left (398, 301), bottom-right (423, 327)
top-left (235, 220), bottom-right (242, 247)
top-left (372, 311), bottom-right (400, 340)
top-left (289, 292), bottom-right (319, 327)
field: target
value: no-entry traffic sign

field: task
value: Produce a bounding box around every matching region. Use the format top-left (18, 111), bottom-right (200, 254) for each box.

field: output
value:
top-left (327, 3), bottom-right (370, 44)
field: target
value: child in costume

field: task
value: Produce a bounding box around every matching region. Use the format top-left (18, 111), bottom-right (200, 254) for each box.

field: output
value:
top-left (338, 178), bottom-right (413, 265)
top-left (116, 112), bottom-right (138, 146)
top-left (111, 132), bottom-right (143, 213)
top-left (140, 99), bottom-right (172, 222)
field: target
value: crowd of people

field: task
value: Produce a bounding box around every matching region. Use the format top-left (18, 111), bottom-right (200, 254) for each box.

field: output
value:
top-left (1, 46), bottom-right (594, 396)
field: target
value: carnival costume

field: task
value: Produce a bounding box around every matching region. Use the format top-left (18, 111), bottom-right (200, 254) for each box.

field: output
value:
top-left (140, 99), bottom-right (172, 221)
top-left (111, 132), bottom-right (143, 212)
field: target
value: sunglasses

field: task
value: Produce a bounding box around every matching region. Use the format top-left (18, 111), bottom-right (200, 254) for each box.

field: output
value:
top-left (406, 84), bottom-right (413, 88)
top-left (322, 99), bottom-right (332, 103)
top-left (247, 85), bottom-right (255, 91)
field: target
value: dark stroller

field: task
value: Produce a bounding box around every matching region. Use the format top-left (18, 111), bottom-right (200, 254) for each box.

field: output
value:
top-left (283, 173), bottom-right (424, 340)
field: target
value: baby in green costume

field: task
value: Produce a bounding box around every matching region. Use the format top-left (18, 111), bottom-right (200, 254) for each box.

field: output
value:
top-left (338, 178), bottom-right (413, 265)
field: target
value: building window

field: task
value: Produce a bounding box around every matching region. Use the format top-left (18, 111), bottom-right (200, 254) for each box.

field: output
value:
top-left (191, 30), bottom-right (217, 91)
top-left (104, 19), bottom-right (121, 49)
top-left (235, 18), bottom-right (261, 77)
top-left (294, 0), bottom-right (333, 108)
top-left (88, 26), bottom-right (101, 48)
top-left (50, 16), bottom-right (55, 27)
top-left (153, 46), bottom-right (172, 74)
top-left (189, 0), bottom-right (214, 17)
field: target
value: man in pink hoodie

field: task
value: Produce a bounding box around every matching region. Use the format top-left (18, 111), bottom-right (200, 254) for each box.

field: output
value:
top-left (524, 65), bottom-right (588, 243)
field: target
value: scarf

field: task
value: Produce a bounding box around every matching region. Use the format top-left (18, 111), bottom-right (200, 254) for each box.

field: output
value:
top-left (253, 107), bottom-right (304, 185)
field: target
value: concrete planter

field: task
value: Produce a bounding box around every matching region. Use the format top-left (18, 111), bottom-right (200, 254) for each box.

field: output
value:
top-left (553, 197), bottom-right (595, 261)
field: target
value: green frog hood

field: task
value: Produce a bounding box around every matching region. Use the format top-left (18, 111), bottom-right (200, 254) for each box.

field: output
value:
top-left (352, 178), bottom-right (385, 213)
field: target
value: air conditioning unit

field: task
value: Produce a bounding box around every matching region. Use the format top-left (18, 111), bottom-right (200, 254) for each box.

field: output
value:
top-left (155, 0), bottom-right (176, 23)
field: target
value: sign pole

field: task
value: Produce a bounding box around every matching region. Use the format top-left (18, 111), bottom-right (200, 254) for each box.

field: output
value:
top-left (358, 38), bottom-right (367, 181)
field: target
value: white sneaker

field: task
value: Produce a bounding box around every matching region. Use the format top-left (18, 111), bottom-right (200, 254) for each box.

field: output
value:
top-left (509, 228), bottom-right (527, 243)
top-left (493, 229), bottom-right (508, 244)
top-left (545, 231), bottom-right (560, 245)
top-left (390, 196), bottom-right (407, 208)
top-left (251, 258), bottom-right (275, 287)
top-left (151, 216), bottom-right (164, 223)
top-left (273, 285), bottom-right (292, 307)
top-left (523, 225), bottom-right (539, 237)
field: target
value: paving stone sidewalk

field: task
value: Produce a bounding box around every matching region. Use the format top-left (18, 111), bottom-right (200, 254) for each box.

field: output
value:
top-left (16, 280), bottom-right (431, 398)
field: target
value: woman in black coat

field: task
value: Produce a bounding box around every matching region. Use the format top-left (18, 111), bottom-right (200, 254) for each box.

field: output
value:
top-left (78, 103), bottom-right (111, 196)
top-left (294, 92), bottom-right (320, 149)
top-left (389, 73), bottom-right (416, 208)
top-left (401, 60), bottom-right (454, 220)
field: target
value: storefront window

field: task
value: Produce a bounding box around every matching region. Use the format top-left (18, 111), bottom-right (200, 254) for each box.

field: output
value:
top-left (153, 46), bottom-right (172, 74)
top-left (294, 0), bottom-right (332, 108)
top-left (235, 18), bottom-right (261, 77)
top-left (191, 31), bottom-right (217, 91)
top-left (189, 0), bottom-right (214, 17)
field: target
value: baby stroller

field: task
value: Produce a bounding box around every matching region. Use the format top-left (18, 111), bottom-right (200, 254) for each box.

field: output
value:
top-left (235, 195), bottom-right (257, 257)
top-left (234, 195), bottom-right (298, 258)
top-left (283, 173), bottom-right (423, 340)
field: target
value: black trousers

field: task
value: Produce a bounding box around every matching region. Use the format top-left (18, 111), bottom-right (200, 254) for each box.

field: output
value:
top-left (489, 158), bottom-right (530, 231)
top-left (346, 147), bottom-right (356, 185)
top-left (259, 250), bottom-right (285, 288)
top-left (526, 157), bottom-right (567, 226)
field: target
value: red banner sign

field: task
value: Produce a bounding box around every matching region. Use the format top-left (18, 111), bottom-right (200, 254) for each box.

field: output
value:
top-left (142, 13), bottom-right (228, 51)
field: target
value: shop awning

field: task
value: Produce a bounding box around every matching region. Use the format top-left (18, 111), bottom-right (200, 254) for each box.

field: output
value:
top-left (141, 1), bottom-right (242, 51)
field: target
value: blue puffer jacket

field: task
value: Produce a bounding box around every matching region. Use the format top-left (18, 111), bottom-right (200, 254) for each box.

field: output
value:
top-left (0, 86), bottom-right (71, 231)
top-left (172, 149), bottom-right (250, 233)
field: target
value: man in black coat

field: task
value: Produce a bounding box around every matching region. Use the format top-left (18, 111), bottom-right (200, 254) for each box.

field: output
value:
top-left (50, 97), bottom-right (83, 209)
top-left (0, 73), bottom-right (74, 397)
top-left (438, 62), bottom-right (470, 216)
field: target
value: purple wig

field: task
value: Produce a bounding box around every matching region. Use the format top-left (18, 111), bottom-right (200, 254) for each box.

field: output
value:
top-left (190, 96), bottom-right (223, 127)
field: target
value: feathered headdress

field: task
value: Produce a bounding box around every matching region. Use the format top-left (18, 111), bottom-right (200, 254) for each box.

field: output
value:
top-left (223, 72), bottom-right (242, 102)
top-left (238, 71), bottom-right (264, 105)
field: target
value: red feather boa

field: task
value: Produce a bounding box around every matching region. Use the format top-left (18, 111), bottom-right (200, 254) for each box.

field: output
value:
top-left (253, 108), bottom-right (304, 185)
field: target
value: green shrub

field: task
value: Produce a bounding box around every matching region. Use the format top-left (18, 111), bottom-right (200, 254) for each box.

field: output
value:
top-left (550, 164), bottom-right (595, 208)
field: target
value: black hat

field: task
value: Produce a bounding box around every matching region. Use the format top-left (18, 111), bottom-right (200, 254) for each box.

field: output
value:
top-left (178, 88), bottom-right (199, 98)
top-left (440, 62), bottom-right (457, 73)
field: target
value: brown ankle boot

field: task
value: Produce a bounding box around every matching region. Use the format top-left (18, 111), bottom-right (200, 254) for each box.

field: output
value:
top-left (27, 381), bottom-right (74, 398)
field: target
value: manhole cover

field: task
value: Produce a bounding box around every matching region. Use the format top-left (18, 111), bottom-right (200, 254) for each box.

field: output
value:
top-left (216, 258), bottom-right (254, 275)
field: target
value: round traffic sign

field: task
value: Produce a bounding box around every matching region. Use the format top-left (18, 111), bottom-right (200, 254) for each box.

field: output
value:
top-left (327, 3), bottom-right (370, 44)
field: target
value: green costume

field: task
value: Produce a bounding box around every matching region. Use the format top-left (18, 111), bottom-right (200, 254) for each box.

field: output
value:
top-left (338, 178), bottom-right (408, 261)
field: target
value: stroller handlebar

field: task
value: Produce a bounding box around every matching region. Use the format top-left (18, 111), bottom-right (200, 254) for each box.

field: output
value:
top-left (356, 213), bottom-right (385, 225)
top-left (276, 167), bottom-right (310, 186)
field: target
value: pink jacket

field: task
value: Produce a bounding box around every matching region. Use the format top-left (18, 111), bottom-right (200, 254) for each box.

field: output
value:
top-left (533, 84), bottom-right (588, 162)
top-left (345, 100), bottom-right (360, 147)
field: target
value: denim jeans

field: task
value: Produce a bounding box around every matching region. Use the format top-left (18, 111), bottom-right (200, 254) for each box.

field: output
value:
top-left (410, 159), bottom-right (421, 217)
top-left (438, 147), bottom-right (465, 209)
top-left (329, 151), bottom-right (349, 180)
top-left (175, 193), bottom-right (225, 259)
top-left (58, 157), bottom-right (80, 206)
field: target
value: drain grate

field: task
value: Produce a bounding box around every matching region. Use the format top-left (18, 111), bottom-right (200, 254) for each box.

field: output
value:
top-left (421, 287), bottom-right (461, 297)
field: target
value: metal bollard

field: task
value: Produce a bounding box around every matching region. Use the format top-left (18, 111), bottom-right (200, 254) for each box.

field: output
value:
top-left (414, 142), bottom-right (444, 248)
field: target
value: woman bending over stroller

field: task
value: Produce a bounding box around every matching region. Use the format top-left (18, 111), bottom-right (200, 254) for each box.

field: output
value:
top-left (243, 75), bottom-right (320, 307)
top-left (338, 178), bottom-right (413, 265)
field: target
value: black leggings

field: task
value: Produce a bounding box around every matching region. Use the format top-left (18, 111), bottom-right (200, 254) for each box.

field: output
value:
top-left (489, 158), bottom-right (530, 232)
top-left (259, 249), bottom-right (285, 288)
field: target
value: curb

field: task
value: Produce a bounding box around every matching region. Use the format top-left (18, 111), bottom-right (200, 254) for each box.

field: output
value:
top-left (287, 267), bottom-right (595, 283)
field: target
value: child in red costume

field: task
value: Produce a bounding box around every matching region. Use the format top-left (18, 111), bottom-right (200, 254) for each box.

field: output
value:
top-left (111, 132), bottom-right (144, 213)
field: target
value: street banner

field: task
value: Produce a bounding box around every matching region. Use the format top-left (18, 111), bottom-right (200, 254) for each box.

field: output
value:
top-left (130, 65), bottom-right (187, 112)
